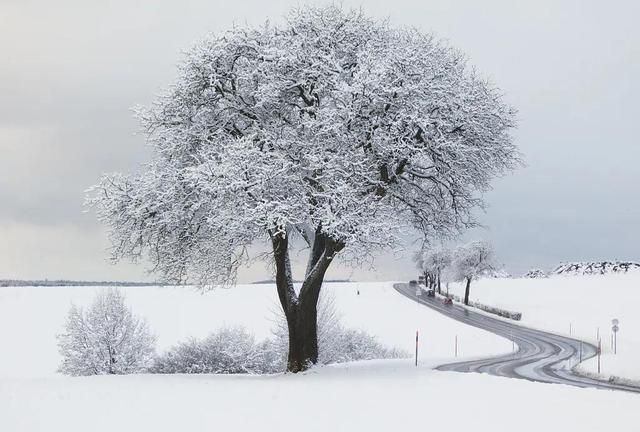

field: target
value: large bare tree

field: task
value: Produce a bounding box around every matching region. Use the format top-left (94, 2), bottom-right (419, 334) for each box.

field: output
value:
top-left (88, 6), bottom-right (519, 372)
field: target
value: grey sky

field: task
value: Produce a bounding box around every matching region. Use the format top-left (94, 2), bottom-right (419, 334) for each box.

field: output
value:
top-left (1, 0), bottom-right (639, 282)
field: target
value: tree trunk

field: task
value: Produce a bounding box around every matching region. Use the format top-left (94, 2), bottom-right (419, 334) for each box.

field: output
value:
top-left (271, 226), bottom-right (344, 373)
top-left (437, 273), bottom-right (441, 294)
top-left (464, 277), bottom-right (471, 305)
top-left (284, 282), bottom-right (320, 372)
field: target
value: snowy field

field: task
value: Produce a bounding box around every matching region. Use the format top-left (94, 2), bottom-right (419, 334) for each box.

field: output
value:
top-left (447, 273), bottom-right (640, 382)
top-left (1, 281), bottom-right (639, 431)
top-left (0, 282), bottom-right (509, 378)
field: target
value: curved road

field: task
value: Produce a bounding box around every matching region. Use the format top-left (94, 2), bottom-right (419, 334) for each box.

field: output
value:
top-left (394, 283), bottom-right (640, 393)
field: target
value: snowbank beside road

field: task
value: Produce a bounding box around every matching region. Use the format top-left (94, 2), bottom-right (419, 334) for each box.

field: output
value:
top-left (447, 273), bottom-right (640, 382)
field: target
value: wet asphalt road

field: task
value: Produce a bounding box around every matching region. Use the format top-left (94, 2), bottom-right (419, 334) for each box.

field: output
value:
top-left (394, 283), bottom-right (640, 394)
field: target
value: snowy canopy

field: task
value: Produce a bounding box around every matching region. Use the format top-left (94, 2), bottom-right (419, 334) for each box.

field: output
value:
top-left (88, 6), bottom-right (519, 286)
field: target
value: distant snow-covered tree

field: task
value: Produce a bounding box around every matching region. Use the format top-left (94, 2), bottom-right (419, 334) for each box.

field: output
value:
top-left (87, 6), bottom-right (519, 372)
top-left (416, 246), bottom-right (452, 293)
top-left (57, 289), bottom-right (156, 376)
top-left (451, 241), bottom-right (495, 305)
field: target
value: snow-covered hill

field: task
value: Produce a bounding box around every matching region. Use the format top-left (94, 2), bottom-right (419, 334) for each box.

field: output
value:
top-left (553, 261), bottom-right (640, 275)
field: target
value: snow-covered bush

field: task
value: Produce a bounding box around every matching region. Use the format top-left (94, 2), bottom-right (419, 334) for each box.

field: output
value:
top-left (273, 292), bottom-right (406, 367)
top-left (152, 327), bottom-right (276, 374)
top-left (524, 269), bottom-right (547, 278)
top-left (154, 293), bottom-right (405, 375)
top-left (323, 328), bottom-right (406, 363)
top-left (57, 289), bottom-right (156, 376)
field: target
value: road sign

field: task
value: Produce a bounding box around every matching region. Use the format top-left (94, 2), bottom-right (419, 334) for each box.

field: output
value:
top-left (612, 324), bottom-right (619, 333)
top-left (612, 318), bottom-right (619, 326)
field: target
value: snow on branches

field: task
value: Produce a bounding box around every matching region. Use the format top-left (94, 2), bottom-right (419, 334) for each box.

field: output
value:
top-left (451, 241), bottom-right (495, 305)
top-left (87, 5), bottom-right (519, 288)
top-left (57, 289), bottom-right (156, 376)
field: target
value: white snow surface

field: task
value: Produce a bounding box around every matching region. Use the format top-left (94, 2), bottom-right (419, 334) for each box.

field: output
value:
top-left (447, 273), bottom-right (640, 382)
top-left (1, 281), bottom-right (639, 432)
top-left (0, 282), bottom-right (508, 379)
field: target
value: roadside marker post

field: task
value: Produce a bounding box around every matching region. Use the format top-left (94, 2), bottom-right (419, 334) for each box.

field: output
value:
top-left (579, 341), bottom-right (582, 363)
top-left (510, 331), bottom-right (515, 356)
top-left (415, 330), bottom-right (419, 367)
top-left (597, 339), bottom-right (601, 374)
top-left (611, 333), bottom-right (614, 351)
top-left (455, 335), bottom-right (458, 358)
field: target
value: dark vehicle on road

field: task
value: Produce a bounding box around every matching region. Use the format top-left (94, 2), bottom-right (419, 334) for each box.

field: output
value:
top-left (426, 289), bottom-right (435, 297)
top-left (443, 297), bottom-right (453, 306)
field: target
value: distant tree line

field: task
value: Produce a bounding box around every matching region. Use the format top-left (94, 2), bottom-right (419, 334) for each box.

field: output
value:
top-left (415, 241), bottom-right (495, 305)
top-left (0, 280), bottom-right (171, 288)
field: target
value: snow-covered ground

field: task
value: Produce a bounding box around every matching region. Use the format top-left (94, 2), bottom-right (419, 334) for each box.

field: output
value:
top-left (447, 274), bottom-right (640, 382)
top-left (1, 281), bottom-right (638, 432)
top-left (3, 361), bottom-right (639, 432)
top-left (0, 282), bottom-right (508, 378)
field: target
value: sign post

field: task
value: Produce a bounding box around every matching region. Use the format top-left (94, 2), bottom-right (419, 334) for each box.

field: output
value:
top-left (612, 319), bottom-right (619, 354)
top-left (597, 339), bottom-right (601, 374)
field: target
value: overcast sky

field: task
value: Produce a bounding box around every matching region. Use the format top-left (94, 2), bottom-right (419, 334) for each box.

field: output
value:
top-left (1, 0), bottom-right (638, 282)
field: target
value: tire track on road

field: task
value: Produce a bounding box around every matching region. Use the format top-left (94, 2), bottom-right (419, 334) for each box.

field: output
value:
top-left (394, 283), bottom-right (640, 393)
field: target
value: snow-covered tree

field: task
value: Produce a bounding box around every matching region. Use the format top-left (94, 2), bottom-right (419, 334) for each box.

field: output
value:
top-left (87, 6), bottom-right (519, 372)
top-left (451, 241), bottom-right (495, 305)
top-left (57, 289), bottom-right (156, 376)
top-left (416, 246), bottom-right (452, 293)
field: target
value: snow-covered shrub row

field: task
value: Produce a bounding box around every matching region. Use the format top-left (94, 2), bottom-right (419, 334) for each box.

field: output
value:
top-left (472, 303), bottom-right (522, 321)
top-left (155, 293), bottom-right (406, 374)
top-left (442, 293), bottom-right (522, 321)
top-left (152, 324), bottom-right (404, 375)
top-left (57, 289), bottom-right (156, 376)
top-left (151, 327), bottom-right (283, 374)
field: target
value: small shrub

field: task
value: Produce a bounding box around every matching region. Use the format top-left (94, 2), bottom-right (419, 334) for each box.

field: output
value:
top-left (152, 327), bottom-right (280, 374)
top-left (57, 288), bottom-right (156, 376)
